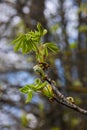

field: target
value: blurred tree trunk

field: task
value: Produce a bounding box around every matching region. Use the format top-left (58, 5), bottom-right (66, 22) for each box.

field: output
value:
top-left (59, 0), bottom-right (69, 50)
top-left (59, 0), bottom-right (72, 87)
top-left (30, 0), bottom-right (46, 28)
top-left (77, 0), bottom-right (87, 85)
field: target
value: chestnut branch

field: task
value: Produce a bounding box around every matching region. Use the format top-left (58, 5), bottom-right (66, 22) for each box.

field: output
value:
top-left (46, 77), bottom-right (87, 115)
top-left (38, 63), bottom-right (87, 115)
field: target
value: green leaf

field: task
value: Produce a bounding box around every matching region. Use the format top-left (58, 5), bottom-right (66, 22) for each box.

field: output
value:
top-left (19, 85), bottom-right (30, 94)
top-left (44, 46), bottom-right (48, 57)
top-left (26, 90), bottom-right (33, 103)
top-left (37, 22), bottom-right (43, 35)
top-left (11, 31), bottom-right (40, 54)
top-left (13, 35), bottom-right (25, 51)
top-left (42, 84), bottom-right (54, 98)
top-left (35, 78), bottom-right (42, 85)
top-left (31, 40), bottom-right (39, 52)
top-left (27, 31), bottom-right (41, 44)
top-left (35, 81), bottom-right (47, 91)
top-left (14, 41), bottom-right (22, 51)
top-left (11, 34), bottom-right (25, 44)
top-left (21, 39), bottom-right (27, 53)
top-left (45, 42), bottom-right (59, 53)
top-left (26, 39), bottom-right (34, 52)
top-left (37, 23), bottom-right (47, 36)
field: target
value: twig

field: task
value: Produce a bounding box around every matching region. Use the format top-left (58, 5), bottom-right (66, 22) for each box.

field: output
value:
top-left (54, 97), bottom-right (87, 115)
top-left (34, 63), bottom-right (87, 115)
top-left (45, 76), bottom-right (87, 115)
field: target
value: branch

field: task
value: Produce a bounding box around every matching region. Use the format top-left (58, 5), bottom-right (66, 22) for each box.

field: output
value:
top-left (33, 62), bottom-right (87, 115)
top-left (54, 97), bottom-right (87, 115)
top-left (45, 77), bottom-right (87, 115)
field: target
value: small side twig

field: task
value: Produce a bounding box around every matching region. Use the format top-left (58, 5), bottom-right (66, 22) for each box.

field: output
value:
top-left (54, 97), bottom-right (87, 115)
top-left (45, 76), bottom-right (87, 115)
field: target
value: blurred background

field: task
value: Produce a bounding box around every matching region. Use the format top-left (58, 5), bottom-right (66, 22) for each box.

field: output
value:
top-left (0, 0), bottom-right (87, 130)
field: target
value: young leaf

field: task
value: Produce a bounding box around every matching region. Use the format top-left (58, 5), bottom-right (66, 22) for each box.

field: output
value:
top-left (31, 40), bottom-right (39, 52)
top-left (19, 85), bottom-right (30, 94)
top-left (21, 40), bottom-right (30, 54)
top-left (37, 23), bottom-right (47, 36)
top-left (42, 84), bottom-right (54, 98)
top-left (35, 78), bottom-right (42, 85)
top-left (13, 36), bottom-right (25, 51)
top-left (27, 30), bottom-right (41, 45)
top-left (45, 42), bottom-right (59, 53)
top-left (44, 46), bottom-right (48, 57)
top-left (37, 22), bottom-right (43, 35)
top-left (21, 39), bottom-right (27, 54)
top-left (34, 81), bottom-right (47, 91)
top-left (26, 39), bottom-right (34, 52)
top-left (14, 41), bottom-right (22, 51)
top-left (26, 90), bottom-right (33, 103)
top-left (11, 34), bottom-right (25, 44)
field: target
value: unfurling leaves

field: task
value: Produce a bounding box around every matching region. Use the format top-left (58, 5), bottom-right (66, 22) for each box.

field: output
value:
top-left (19, 79), bottom-right (50, 103)
top-left (41, 84), bottom-right (54, 98)
top-left (11, 23), bottom-right (58, 62)
top-left (19, 85), bottom-right (30, 94)
top-left (37, 22), bottom-right (47, 36)
top-left (20, 85), bottom-right (33, 103)
top-left (45, 42), bottom-right (59, 53)
top-left (11, 34), bottom-right (35, 53)
top-left (11, 23), bottom-right (58, 103)
top-left (26, 90), bottom-right (33, 103)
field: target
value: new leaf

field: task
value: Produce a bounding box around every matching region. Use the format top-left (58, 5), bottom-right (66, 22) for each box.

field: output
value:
top-left (45, 42), bottom-right (59, 53)
top-left (26, 90), bottom-right (33, 103)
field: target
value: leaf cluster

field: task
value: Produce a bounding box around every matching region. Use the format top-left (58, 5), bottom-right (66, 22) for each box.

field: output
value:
top-left (19, 78), bottom-right (49, 103)
top-left (20, 78), bottom-right (54, 103)
top-left (11, 23), bottom-right (59, 62)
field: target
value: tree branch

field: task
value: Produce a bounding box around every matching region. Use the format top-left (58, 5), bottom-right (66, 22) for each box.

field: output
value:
top-left (45, 76), bottom-right (87, 115)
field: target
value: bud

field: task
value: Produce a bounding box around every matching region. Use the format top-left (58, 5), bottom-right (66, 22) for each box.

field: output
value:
top-left (66, 97), bottom-right (75, 104)
top-left (33, 65), bottom-right (45, 77)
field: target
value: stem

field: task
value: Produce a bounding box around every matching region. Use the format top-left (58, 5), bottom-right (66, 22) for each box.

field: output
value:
top-left (44, 75), bottom-right (87, 115)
